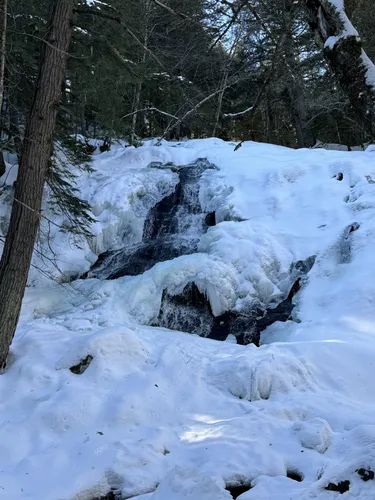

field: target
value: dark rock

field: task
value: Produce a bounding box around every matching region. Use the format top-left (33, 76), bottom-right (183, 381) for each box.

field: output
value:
top-left (292, 255), bottom-right (316, 275)
top-left (357, 468), bottom-right (374, 481)
top-left (336, 172), bottom-right (344, 181)
top-left (155, 284), bottom-right (260, 344)
top-left (155, 262), bottom-right (314, 346)
top-left (325, 480), bottom-right (350, 494)
top-left (99, 138), bottom-right (111, 153)
top-left (339, 222), bottom-right (360, 264)
top-left (205, 211), bottom-right (216, 226)
top-left (287, 470), bottom-right (303, 482)
top-left (91, 494), bottom-right (116, 500)
top-left (349, 222), bottom-right (360, 233)
top-left (156, 284), bottom-right (213, 338)
top-left (0, 152), bottom-right (6, 178)
top-left (90, 237), bottom-right (197, 280)
top-left (70, 355), bottom-right (93, 375)
top-left (225, 481), bottom-right (252, 499)
top-left (210, 312), bottom-right (259, 345)
top-left (91, 492), bottom-right (119, 500)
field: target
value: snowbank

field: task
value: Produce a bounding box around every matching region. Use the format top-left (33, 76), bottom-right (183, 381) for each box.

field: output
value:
top-left (2, 139), bottom-right (375, 499)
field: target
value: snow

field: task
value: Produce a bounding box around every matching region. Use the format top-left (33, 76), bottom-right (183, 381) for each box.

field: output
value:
top-left (2, 139), bottom-right (375, 499)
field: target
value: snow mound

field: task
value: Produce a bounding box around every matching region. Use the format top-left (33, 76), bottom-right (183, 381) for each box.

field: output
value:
top-left (150, 467), bottom-right (231, 500)
top-left (207, 345), bottom-right (317, 401)
top-left (292, 418), bottom-right (333, 454)
top-left (56, 326), bottom-right (149, 375)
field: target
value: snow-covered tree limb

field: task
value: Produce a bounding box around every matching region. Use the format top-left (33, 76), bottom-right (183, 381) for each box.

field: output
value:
top-left (305, 0), bottom-right (375, 137)
top-left (223, 106), bottom-right (253, 118)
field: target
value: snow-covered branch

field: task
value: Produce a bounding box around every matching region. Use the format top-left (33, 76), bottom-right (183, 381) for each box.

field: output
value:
top-left (305, 0), bottom-right (375, 137)
top-left (223, 106), bottom-right (253, 118)
top-left (308, 0), bottom-right (375, 91)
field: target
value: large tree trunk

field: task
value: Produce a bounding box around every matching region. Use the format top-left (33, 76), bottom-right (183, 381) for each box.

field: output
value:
top-left (0, 0), bottom-right (75, 369)
top-left (305, 0), bottom-right (375, 138)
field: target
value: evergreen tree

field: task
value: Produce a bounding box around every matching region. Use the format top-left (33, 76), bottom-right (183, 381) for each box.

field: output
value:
top-left (0, 0), bottom-right (76, 368)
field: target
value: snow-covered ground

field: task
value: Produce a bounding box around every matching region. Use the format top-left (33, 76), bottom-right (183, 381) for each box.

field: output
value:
top-left (1, 139), bottom-right (375, 499)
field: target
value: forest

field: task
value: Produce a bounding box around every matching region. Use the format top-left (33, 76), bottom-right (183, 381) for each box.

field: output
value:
top-left (2, 0), bottom-right (375, 155)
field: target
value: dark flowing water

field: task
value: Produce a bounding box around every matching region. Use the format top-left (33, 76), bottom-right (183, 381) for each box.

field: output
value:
top-left (88, 158), bottom-right (216, 279)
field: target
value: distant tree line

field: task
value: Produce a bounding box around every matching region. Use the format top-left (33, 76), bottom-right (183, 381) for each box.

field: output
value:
top-left (1, 0), bottom-right (374, 152)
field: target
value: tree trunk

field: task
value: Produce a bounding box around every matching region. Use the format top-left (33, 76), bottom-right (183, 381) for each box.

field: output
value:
top-left (0, 0), bottom-right (75, 369)
top-left (0, 0), bottom-right (7, 114)
top-left (212, 71), bottom-right (228, 137)
top-left (284, 31), bottom-right (315, 147)
top-left (305, 0), bottom-right (375, 138)
top-left (130, 81), bottom-right (142, 144)
top-left (130, 0), bottom-right (151, 145)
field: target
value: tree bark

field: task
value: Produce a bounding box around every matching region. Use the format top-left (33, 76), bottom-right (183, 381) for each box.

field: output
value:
top-left (0, 0), bottom-right (75, 369)
top-left (305, 0), bottom-right (375, 138)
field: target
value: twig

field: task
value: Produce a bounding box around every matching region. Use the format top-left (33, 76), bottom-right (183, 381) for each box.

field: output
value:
top-left (122, 107), bottom-right (179, 121)
top-left (151, 0), bottom-right (188, 19)
top-left (209, 0), bottom-right (247, 50)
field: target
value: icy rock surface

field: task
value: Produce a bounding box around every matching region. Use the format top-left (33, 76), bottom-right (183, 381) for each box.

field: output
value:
top-left (88, 158), bottom-right (217, 279)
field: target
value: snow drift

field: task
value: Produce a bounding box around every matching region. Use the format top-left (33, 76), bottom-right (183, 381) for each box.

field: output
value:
top-left (1, 138), bottom-right (375, 499)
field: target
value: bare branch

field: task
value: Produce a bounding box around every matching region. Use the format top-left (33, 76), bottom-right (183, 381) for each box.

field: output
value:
top-left (209, 0), bottom-right (247, 50)
top-left (157, 79), bottom-right (239, 143)
top-left (122, 107), bottom-right (179, 121)
top-left (106, 42), bottom-right (140, 79)
top-left (223, 105), bottom-right (253, 118)
top-left (223, 28), bottom-right (289, 121)
top-left (150, 0), bottom-right (188, 19)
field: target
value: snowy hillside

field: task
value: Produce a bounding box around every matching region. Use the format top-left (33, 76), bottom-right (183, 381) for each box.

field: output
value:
top-left (2, 139), bottom-right (375, 499)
